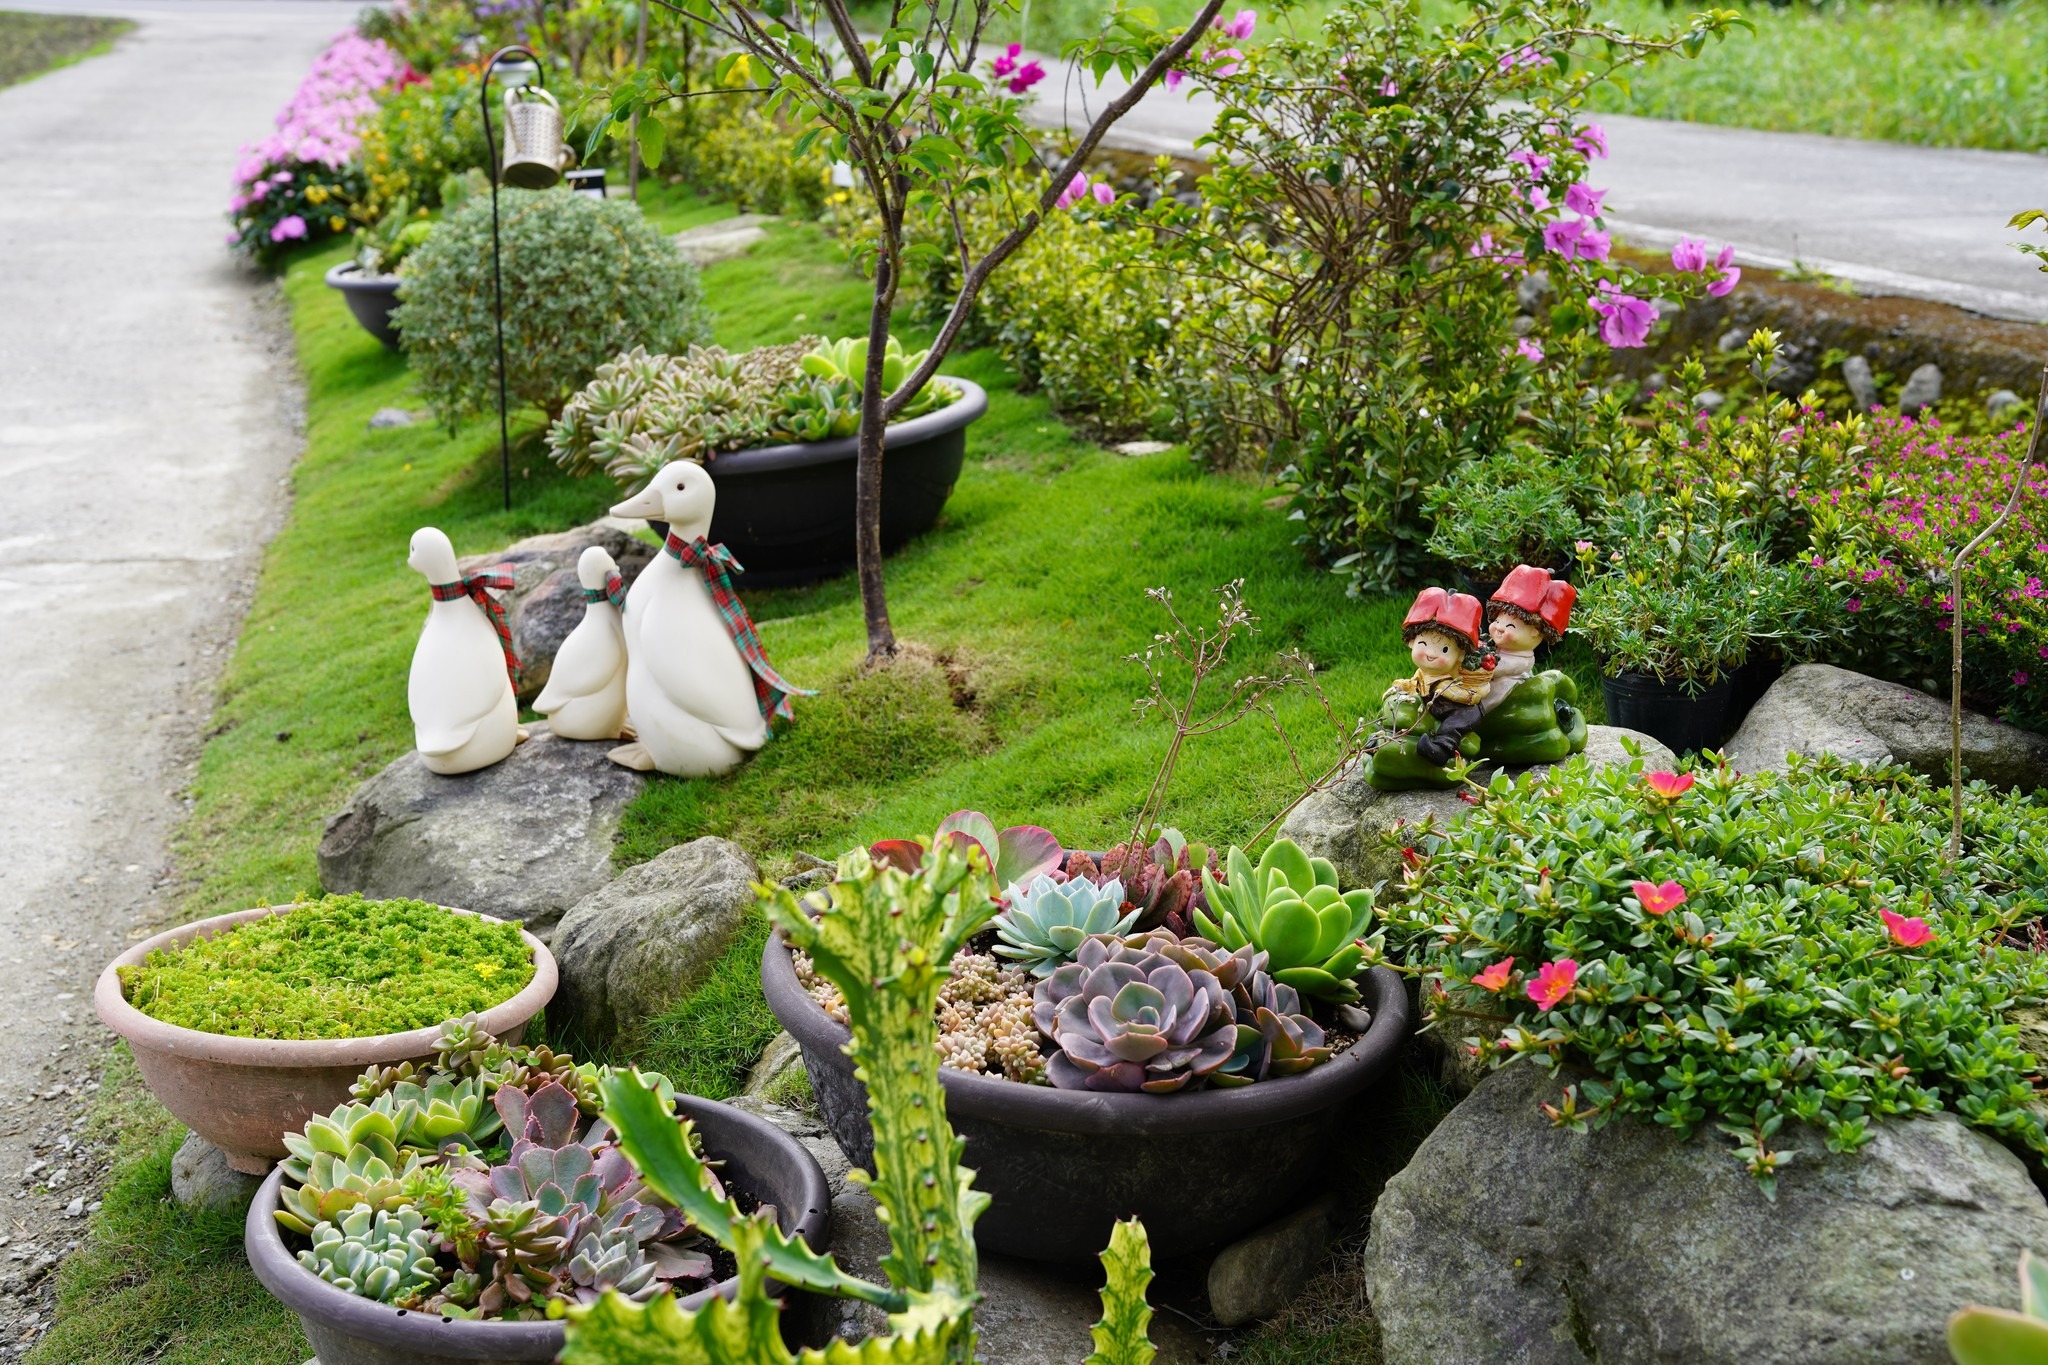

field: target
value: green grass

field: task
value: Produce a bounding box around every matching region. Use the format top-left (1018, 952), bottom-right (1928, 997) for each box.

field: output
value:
top-left (0, 11), bottom-right (130, 89)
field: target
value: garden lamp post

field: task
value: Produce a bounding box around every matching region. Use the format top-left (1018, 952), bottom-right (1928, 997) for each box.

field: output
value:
top-left (478, 44), bottom-right (564, 512)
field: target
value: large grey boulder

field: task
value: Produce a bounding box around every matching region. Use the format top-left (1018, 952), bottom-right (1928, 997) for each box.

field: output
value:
top-left (550, 838), bottom-right (757, 1042)
top-left (1723, 663), bottom-right (2048, 791)
top-left (1282, 725), bottom-right (1676, 891)
top-left (1365, 1061), bottom-right (2048, 1365)
top-left (458, 520), bottom-right (654, 702)
top-left (317, 724), bottom-right (646, 935)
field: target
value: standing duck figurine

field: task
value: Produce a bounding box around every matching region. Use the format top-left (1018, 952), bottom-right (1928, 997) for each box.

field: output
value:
top-left (604, 461), bottom-right (812, 776)
top-left (407, 527), bottom-right (522, 775)
top-left (533, 546), bottom-right (630, 742)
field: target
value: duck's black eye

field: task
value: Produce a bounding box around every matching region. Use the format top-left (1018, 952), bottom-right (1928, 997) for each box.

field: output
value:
top-left (675, 482), bottom-right (685, 489)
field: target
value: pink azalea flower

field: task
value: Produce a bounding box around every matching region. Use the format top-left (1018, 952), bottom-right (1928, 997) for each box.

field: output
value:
top-left (1091, 180), bottom-right (1115, 205)
top-left (1563, 182), bottom-right (1606, 217)
top-left (1216, 8), bottom-right (1257, 40)
top-left (1671, 236), bottom-right (1708, 273)
top-left (1591, 284), bottom-right (1657, 347)
top-left (1630, 879), bottom-right (1688, 916)
top-left (1527, 959), bottom-right (1578, 1010)
top-left (1573, 122), bottom-right (1609, 159)
top-left (1008, 60), bottom-right (1045, 93)
top-left (1644, 770), bottom-right (1696, 799)
top-left (269, 214), bottom-right (308, 243)
top-left (1509, 149), bottom-right (1551, 180)
top-left (1377, 77), bottom-right (1399, 96)
top-left (1879, 908), bottom-right (1934, 947)
top-left (1515, 337), bottom-right (1545, 362)
top-left (1473, 958), bottom-right (1515, 992)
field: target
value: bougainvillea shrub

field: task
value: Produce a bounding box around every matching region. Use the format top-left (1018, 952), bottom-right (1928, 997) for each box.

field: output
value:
top-left (1387, 755), bottom-right (2048, 1196)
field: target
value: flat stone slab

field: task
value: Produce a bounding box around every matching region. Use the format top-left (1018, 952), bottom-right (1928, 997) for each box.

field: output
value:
top-left (673, 213), bottom-right (777, 265)
top-left (316, 724), bottom-right (645, 936)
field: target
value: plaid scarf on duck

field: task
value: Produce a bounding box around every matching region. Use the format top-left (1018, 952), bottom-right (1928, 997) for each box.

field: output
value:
top-left (430, 568), bottom-right (518, 682)
top-left (582, 572), bottom-right (628, 611)
top-left (663, 532), bottom-right (813, 724)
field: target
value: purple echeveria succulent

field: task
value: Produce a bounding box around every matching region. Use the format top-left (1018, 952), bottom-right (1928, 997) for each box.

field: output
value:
top-left (1032, 935), bottom-right (1239, 1093)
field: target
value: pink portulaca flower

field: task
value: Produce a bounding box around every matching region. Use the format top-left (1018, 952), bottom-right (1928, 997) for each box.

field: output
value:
top-left (1473, 958), bottom-right (1515, 992)
top-left (1644, 770), bottom-right (1696, 800)
top-left (1527, 959), bottom-right (1578, 1010)
top-left (1630, 879), bottom-right (1688, 917)
top-left (1879, 908), bottom-right (1934, 947)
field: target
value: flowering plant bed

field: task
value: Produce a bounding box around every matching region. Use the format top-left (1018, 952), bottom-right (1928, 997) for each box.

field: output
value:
top-left (1389, 757), bottom-right (2048, 1196)
top-left (765, 815), bottom-right (1409, 1259)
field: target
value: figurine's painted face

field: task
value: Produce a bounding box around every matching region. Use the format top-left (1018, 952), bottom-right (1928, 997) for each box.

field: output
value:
top-left (1409, 628), bottom-right (1464, 677)
top-left (1489, 612), bottom-right (1545, 653)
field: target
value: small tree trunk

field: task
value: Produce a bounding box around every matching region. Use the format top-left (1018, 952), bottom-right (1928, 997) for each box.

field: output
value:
top-left (856, 252), bottom-right (898, 661)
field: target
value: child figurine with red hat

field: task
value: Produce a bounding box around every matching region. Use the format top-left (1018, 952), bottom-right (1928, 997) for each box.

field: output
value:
top-left (1385, 586), bottom-right (1496, 767)
top-left (1480, 564), bottom-right (1578, 714)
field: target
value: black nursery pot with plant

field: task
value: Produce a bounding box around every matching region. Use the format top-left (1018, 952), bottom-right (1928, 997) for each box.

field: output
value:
top-left (762, 930), bottom-right (1411, 1264)
top-left (1602, 670), bottom-right (1735, 755)
top-left (323, 262), bottom-right (403, 350)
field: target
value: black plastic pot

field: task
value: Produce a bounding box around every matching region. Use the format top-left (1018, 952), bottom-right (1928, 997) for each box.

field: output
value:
top-left (245, 1096), bottom-right (831, 1365)
top-left (762, 931), bottom-right (1410, 1263)
top-left (1601, 669), bottom-right (1735, 755)
top-left (658, 380), bottom-right (986, 585)
top-left (1727, 651), bottom-right (1784, 730)
top-left (324, 262), bottom-right (404, 351)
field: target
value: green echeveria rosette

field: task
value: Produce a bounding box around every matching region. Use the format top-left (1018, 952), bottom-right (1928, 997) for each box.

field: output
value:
top-left (1031, 934), bottom-right (1240, 1093)
top-left (992, 873), bottom-right (1139, 977)
top-left (1196, 841), bottom-right (1375, 1004)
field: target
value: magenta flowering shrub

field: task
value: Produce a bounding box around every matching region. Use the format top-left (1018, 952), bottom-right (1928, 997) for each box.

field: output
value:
top-left (1806, 413), bottom-right (2047, 728)
top-left (228, 32), bottom-right (412, 268)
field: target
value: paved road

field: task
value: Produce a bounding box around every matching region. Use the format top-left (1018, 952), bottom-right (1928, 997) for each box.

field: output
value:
top-left (0, 0), bottom-right (350, 1348)
top-left (1026, 69), bottom-right (2048, 323)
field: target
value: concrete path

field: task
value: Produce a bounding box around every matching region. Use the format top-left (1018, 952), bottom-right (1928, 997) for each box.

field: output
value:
top-left (0, 0), bottom-right (351, 1349)
top-left (1025, 69), bottom-right (2048, 323)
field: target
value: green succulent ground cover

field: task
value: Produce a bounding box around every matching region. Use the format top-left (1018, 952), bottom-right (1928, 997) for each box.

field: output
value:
top-left (119, 895), bottom-right (534, 1039)
top-left (0, 11), bottom-right (131, 90)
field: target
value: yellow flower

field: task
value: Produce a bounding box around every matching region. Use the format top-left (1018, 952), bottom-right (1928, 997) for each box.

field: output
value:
top-left (329, 215), bottom-right (345, 232)
top-left (473, 962), bottom-right (499, 979)
top-left (305, 183), bottom-right (329, 205)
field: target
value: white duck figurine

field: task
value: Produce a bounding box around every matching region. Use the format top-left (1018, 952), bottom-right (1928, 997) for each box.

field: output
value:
top-left (407, 527), bottom-right (521, 775)
top-left (533, 546), bottom-right (630, 741)
top-left (606, 462), bottom-right (786, 775)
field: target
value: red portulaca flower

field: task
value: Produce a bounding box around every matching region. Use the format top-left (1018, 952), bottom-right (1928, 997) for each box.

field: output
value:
top-left (1644, 770), bottom-right (1695, 800)
top-left (1527, 959), bottom-right (1578, 1010)
top-left (1879, 908), bottom-right (1934, 947)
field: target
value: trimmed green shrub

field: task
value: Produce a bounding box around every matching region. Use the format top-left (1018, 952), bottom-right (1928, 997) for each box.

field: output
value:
top-left (119, 895), bottom-right (535, 1040)
top-left (394, 188), bottom-right (709, 424)
top-left (1388, 754), bottom-right (2048, 1195)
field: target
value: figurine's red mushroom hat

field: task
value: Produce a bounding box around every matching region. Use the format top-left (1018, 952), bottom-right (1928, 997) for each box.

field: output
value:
top-left (1488, 564), bottom-right (1576, 643)
top-left (1402, 586), bottom-right (1486, 653)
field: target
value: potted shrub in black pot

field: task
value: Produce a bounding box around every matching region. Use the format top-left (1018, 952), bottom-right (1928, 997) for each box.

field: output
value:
top-left (1424, 452), bottom-right (1586, 603)
top-left (324, 197), bottom-right (436, 350)
top-left (763, 816), bottom-right (1410, 1263)
top-left (547, 334), bottom-right (986, 583)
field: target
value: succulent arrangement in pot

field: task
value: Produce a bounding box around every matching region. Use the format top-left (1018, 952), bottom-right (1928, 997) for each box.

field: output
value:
top-left (95, 895), bottom-right (556, 1172)
top-left (765, 814), bottom-right (1408, 1260)
top-left (245, 1016), bottom-right (830, 1364)
top-left (546, 333), bottom-right (987, 582)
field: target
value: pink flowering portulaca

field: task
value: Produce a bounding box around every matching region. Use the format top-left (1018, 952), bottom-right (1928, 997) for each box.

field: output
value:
top-left (1879, 908), bottom-right (1934, 947)
top-left (1644, 770), bottom-right (1696, 800)
top-left (1630, 879), bottom-right (1688, 916)
top-left (1472, 958), bottom-right (1514, 992)
top-left (1527, 959), bottom-right (1578, 1010)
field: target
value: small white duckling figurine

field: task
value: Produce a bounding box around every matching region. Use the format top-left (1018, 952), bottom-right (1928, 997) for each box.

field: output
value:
top-left (533, 546), bottom-right (630, 741)
top-left (407, 527), bottom-right (521, 775)
top-left (605, 462), bottom-right (810, 775)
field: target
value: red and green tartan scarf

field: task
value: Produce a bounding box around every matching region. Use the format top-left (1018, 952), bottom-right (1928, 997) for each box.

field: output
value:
top-left (430, 568), bottom-right (519, 682)
top-left (582, 571), bottom-right (629, 612)
top-left (663, 532), bottom-right (813, 724)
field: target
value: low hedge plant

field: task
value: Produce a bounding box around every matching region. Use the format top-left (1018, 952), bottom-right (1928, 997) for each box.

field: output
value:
top-left (120, 895), bottom-right (535, 1040)
top-left (1387, 753), bottom-right (2048, 1196)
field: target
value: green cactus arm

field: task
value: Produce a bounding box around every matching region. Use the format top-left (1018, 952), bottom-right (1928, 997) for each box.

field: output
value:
top-left (1083, 1219), bottom-right (1156, 1365)
top-left (1949, 1306), bottom-right (2048, 1365)
top-left (761, 840), bottom-right (991, 1316)
top-left (596, 1071), bottom-right (903, 1311)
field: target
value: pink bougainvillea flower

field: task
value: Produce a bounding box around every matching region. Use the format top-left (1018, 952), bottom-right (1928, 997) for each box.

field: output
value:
top-left (1709, 265), bottom-right (1742, 296)
top-left (1527, 959), bottom-right (1578, 1010)
top-left (1090, 180), bottom-right (1115, 205)
top-left (1377, 76), bottom-right (1399, 96)
top-left (990, 43), bottom-right (1020, 77)
top-left (1216, 7), bottom-right (1257, 40)
top-left (1880, 908), bottom-right (1934, 947)
top-left (1166, 68), bottom-right (1187, 91)
top-left (1497, 44), bottom-right (1544, 71)
top-left (1631, 879), bottom-right (1688, 916)
top-left (1563, 182), bottom-right (1606, 217)
top-left (1573, 121), bottom-right (1609, 159)
top-left (1670, 235), bottom-right (1709, 273)
top-left (1515, 337), bottom-right (1545, 363)
top-left (1212, 46), bottom-right (1246, 77)
top-left (1509, 148), bottom-right (1551, 180)
top-left (1054, 172), bottom-right (1089, 209)
top-left (1469, 232), bottom-right (1525, 266)
top-left (1541, 216), bottom-right (1610, 263)
top-left (1473, 958), bottom-right (1515, 993)
top-left (1644, 770), bottom-right (1696, 799)
top-left (1524, 184), bottom-right (1551, 213)
top-left (1591, 284), bottom-right (1657, 347)
top-left (1008, 60), bottom-right (1046, 93)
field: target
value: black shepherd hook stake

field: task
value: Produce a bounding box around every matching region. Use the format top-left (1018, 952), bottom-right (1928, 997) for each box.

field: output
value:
top-left (480, 45), bottom-right (543, 513)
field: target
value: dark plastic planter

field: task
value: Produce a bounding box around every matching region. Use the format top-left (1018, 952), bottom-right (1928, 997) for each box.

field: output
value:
top-left (655, 380), bottom-right (986, 585)
top-left (324, 262), bottom-right (403, 350)
top-left (246, 1095), bottom-right (831, 1365)
top-left (1728, 652), bottom-right (1784, 730)
top-left (1601, 669), bottom-right (1734, 755)
top-left (762, 931), bottom-right (1410, 1263)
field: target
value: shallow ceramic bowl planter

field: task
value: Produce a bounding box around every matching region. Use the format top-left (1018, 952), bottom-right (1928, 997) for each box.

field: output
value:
top-left (646, 379), bottom-right (987, 585)
top-left (1600, 669), bottom-right (1735, 756)
top-left (94, 905), bottom-right (556, 1174)
top-left (325, 262), bottom-right (404, 350)
top-left (246, 1096), bottom-right (832, 1365)
top-left (763, 931), bottom-right (1411, 1263)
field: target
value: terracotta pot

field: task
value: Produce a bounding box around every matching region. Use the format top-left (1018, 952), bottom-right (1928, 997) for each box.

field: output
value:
top-left (245, 1095), bottom-right (832, 1365)
top-left (763, 931), bottom-right (1411, 1262)
top-left (95, 905), bottom-right (556, 1174)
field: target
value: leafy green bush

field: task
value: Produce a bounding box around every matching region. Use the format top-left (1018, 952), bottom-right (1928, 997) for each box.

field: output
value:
top-left (1388, 755), bottom-right (2048, 1196)
top-left (355, 65), bottom-right (487, 223)
top-left (658, 97), bottom-right (833, 219)
top-left (395, 188), bottom-right (709, 424)
top-left (1423, 452), bottom-right (1586, 580)
top-left (119, 895), bottom-right (534, 1040)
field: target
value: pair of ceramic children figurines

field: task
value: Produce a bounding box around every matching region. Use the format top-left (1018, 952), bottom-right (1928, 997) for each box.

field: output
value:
top-left (1364, 564), bottom-right (1588, 791)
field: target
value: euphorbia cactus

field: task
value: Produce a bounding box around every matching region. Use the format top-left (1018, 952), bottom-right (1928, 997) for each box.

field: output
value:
top-left (1197, 840), bottom-right (1375, 1003)
top-left (559, 829), bottom-right (1162, 1365)
top-left (994, 873), bottom-right (1138, 976)
top-left (1032, 934), bottom-right (1240, 1093)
